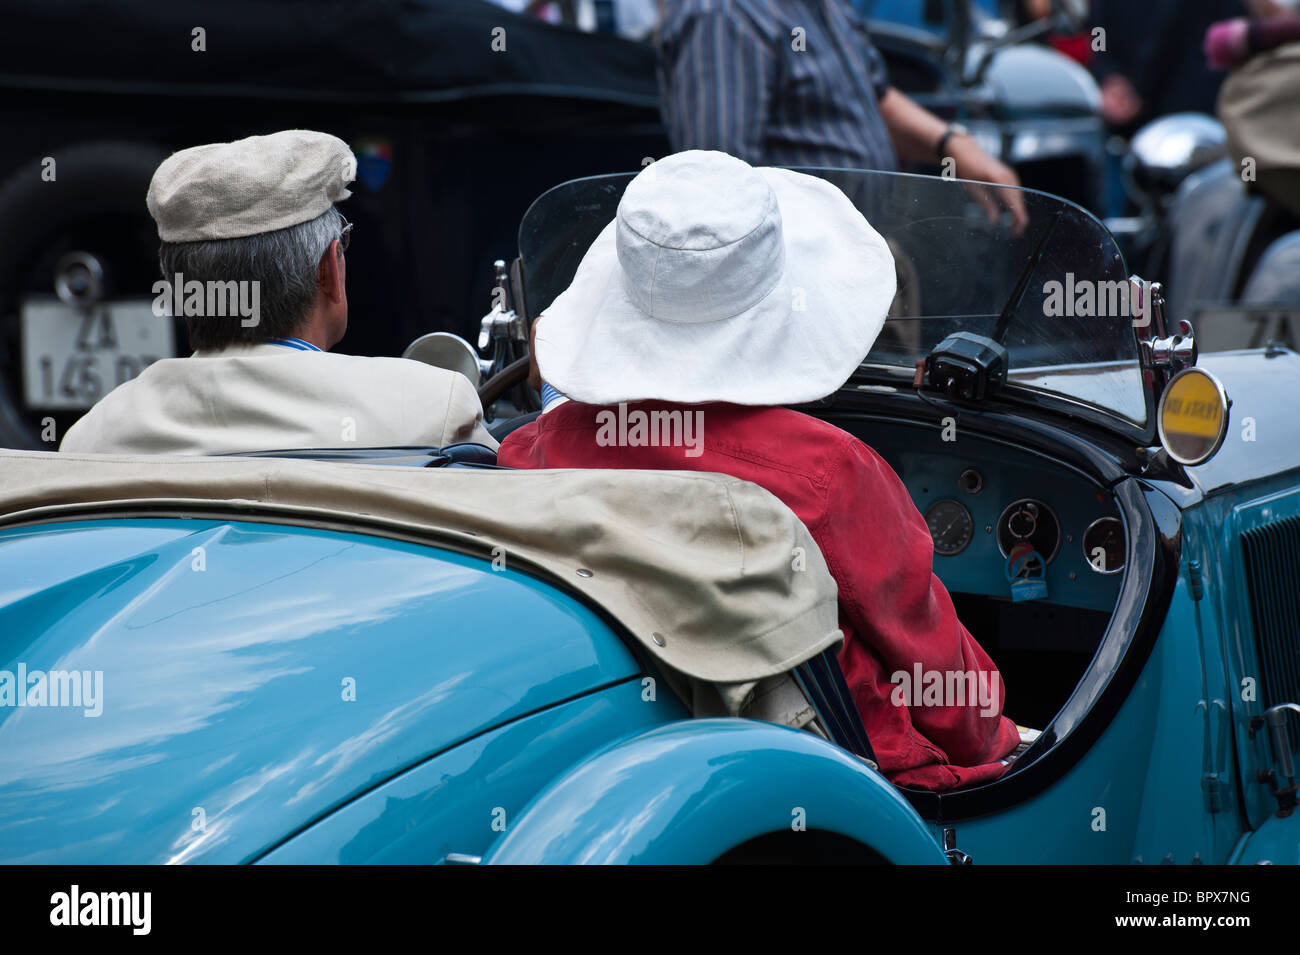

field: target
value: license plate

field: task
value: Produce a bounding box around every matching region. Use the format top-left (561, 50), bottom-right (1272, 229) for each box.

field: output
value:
top-left (21, 298), bottom-right (177, 410)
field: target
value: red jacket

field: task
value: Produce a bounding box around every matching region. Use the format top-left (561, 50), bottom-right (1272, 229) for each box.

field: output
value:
top-left (499, 400), bottom-right (1021, 790)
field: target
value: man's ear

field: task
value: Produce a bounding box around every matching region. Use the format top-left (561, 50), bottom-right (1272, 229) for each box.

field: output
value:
top-left (318, 239), bottom-right (344, 302)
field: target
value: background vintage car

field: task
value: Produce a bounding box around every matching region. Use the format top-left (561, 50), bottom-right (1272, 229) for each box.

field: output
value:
top-left (1, 169), bottom-right (1297, 864)
top-left (1104, 113), bottom-right (1300, 357)
top-left (0, 0), bottom-right (1104, 449)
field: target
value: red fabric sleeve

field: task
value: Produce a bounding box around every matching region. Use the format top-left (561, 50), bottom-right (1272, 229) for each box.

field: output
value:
top-left (814, 434), bottom-right (1020, 770)
top-left (497, 421), bottom-right (541, 468)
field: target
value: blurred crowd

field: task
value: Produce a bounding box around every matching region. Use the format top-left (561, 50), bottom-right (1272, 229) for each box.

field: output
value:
top-left (1025, 0), bottom-right (1300, 216)
top-left (484, 0), bottom-right (661, 38)
top-left (486, 0), bottom-right (1300, 218)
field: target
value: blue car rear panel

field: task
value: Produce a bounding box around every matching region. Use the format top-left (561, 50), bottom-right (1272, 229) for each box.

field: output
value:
top-left (258, 681), bottom-right (684, 864)
top-left (0, 518), bottom-right (643, 863)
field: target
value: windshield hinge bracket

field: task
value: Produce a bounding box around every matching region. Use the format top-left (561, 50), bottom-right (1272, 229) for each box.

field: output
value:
top-left (1133, 279), bottom-right (1198, 376)
top-left (942, 826), bottom-right (973, 865)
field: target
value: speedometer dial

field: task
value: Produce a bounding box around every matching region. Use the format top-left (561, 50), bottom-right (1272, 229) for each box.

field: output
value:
top-left (925, 499), bottom-right (973, 556)
top-left (1083, 517), bottom-right (1125, 575)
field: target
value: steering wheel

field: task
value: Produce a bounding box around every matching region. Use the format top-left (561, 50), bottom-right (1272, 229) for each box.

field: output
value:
top-left (477, 356), bottom-right (532, 409)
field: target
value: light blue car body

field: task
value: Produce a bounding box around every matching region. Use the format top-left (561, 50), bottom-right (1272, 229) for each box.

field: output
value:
top-left (3, 349), bottom-right (1300, 865)
top-left (0, 516), bottom-right (944, 864)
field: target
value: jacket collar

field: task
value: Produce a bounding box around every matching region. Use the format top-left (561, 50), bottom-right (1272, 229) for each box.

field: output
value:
top-left (192, 339), bottom-right (325, 358)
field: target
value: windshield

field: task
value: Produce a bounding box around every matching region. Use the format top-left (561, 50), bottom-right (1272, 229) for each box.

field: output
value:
top-left (518, 167), bottom-right (1147, 429)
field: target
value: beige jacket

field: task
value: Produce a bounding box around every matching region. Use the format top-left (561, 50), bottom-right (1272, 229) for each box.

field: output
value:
top-left (59, 344), bottom-right (497, 455)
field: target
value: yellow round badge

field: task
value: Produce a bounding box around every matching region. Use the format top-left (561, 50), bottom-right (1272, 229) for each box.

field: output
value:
top-left (1158, 367), bottom-right (1230, 465)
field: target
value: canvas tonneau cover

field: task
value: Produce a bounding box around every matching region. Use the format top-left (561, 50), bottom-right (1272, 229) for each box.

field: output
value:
top-left (0, 0), bottom-right (659, 105)
top-left (0, 451), bottom-right (842, 716)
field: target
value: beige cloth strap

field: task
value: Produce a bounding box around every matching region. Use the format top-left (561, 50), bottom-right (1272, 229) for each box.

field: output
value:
top-left (0, 452), bottom-right (843, 723)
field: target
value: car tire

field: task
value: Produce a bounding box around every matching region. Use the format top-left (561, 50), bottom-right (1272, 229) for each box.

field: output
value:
top-left (0, 140), bottom-right (173, 449)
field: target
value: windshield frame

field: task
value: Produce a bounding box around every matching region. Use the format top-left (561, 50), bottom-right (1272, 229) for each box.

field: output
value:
top-left (850, 355), bottom-right (1156, 446)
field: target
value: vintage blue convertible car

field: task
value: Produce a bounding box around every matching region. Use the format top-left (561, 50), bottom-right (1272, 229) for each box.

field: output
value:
top-left (1, 169), bottom-right (1298, 865)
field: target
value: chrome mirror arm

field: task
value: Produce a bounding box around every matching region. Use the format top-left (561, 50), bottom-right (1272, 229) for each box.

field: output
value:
top-left (1143, 319), bottom-right (1198, 372)
top-left (478, 259), bottom-right (525, 350)
top-left (478, 259), bottom-right (528, 387)
top-left (1132, 277), bottom-right (1198, 393)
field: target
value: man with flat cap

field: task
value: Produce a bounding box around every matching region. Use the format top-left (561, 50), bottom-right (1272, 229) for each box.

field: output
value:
top-left (60, 129), bottom-right (495, 455)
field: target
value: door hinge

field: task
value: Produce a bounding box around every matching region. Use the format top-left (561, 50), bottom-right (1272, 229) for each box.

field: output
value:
top-left (1201, 772), bottom-right (1226, 813)
top-left (942, 827), bottom-right (973, 865)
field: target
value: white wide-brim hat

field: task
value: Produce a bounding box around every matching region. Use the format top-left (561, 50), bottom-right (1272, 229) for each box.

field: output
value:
top-left (535, 150), bottom-right (896, 406)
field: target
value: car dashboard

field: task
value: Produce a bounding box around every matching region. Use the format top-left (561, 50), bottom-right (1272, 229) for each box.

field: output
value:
top-left (858, 419), bottom-right (1124, 614)
top-left (846, 418), bottom-right (1125, 728)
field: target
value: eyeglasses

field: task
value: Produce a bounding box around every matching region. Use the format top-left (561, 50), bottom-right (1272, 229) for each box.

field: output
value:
top-left (337, 213), bottom-right (354, 254)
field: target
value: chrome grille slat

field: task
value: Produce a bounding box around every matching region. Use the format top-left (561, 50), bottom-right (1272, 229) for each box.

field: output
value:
top-left (1241, 515), bottom-right (1300, 752)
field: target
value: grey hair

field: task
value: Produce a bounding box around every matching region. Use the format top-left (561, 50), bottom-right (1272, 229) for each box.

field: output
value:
top-left (158, 206), bottom-right (343, 350)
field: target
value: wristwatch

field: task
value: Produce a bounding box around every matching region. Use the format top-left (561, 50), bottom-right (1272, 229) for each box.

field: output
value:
top-left (935, 123), bottom-right (971, 162)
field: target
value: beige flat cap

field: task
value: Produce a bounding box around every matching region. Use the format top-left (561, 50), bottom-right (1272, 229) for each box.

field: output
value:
top-left (146, 130), bottom-right (356, 242)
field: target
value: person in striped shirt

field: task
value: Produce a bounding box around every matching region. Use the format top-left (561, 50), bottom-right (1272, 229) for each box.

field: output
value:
top-left (657, 0), bottom-right (1028, 230)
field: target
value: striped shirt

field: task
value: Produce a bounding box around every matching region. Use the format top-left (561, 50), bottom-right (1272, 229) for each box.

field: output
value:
top-left (657, 0), bottom-right (898, 171)
top-left (265, 337), bottom-right (323, 352)
top-left (540, 381), bottom-right (569, 412)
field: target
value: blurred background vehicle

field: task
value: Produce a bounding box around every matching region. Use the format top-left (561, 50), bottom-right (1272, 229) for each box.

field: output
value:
top-left (0, 0), bottom-right (664, 448)
top-left (817, 0), bottom-right (1107, 208)
top-left (7, 0), bottom-right (1293, 448)
top-left (1105, 0), bottom-right (1300, 355)
top-left (0, 0), bottom-right (1116, 449)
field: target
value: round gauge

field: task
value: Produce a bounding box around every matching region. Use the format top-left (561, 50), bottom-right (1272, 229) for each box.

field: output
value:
top-left (1083, 517), bottom-right (1125, 575)
top-left (996, 498), bottom-right (1061, 564)
top-left (925, 499), bottom-right (974, 556)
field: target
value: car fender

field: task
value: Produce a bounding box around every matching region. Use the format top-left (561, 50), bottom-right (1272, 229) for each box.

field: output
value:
top-left (482, 719), bottom-right (947, 865)
top-left (1240, 229), bottom-right (1300, 304)
top-left (1165, 159), bottom-right (1266, 319)
top-left (982, 42), bottom-right (1101, 118)
top-left (1230, 812), bottom-right (1300, 865)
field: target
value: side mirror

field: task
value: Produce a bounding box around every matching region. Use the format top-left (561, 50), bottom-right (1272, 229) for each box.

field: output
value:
top-left (402, 332), bottom-right (485, 388)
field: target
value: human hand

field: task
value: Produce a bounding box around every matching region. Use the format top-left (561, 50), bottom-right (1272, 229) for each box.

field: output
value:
top-left (1205, 18), bottom-right (1251, 70)
top-left (948, 136), bottom-right (1030, 236)
top-left (1099, 73), bottom-right (1143, 126)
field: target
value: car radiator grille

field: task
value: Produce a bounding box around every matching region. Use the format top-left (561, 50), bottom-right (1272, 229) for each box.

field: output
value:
top-left (1241, 514), bottom-right (1300, 751)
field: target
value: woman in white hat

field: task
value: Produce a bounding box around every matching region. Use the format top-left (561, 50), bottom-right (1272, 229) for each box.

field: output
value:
top-left (501, 150), bottom-right (1020, 791)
